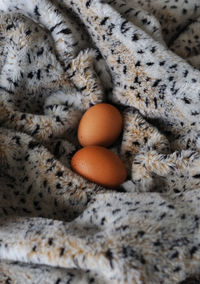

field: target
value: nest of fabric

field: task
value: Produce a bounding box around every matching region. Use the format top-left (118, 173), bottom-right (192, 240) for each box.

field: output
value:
top-left (0, 0), bottom-right (200, 283)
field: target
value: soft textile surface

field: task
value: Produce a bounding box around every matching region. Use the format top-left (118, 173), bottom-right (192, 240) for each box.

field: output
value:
top-left (1, 0), bottom-right (200, 283)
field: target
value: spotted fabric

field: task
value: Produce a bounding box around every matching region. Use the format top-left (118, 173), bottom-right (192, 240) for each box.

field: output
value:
top-left (0, 0), bottom-right (200, 283)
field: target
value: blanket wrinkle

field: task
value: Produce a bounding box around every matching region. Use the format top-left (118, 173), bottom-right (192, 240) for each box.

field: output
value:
top-left (0, 0), bottom-right (200, 283)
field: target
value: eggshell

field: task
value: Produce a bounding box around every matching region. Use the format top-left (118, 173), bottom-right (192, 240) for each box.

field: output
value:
top-left (78, 103), bottom-right (122, 147)
top-left (71, 146), bottom-right (127, 188)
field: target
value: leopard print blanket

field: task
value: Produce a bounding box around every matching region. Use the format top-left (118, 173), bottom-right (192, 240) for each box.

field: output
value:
top-left (0, 0), bottom-right (200, 283)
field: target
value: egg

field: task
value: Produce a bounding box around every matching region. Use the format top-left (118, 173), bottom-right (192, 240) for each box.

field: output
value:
top-left (78, 103), bottom-right (123, 147)
top-left (71, 146), bottom-right (127, 188)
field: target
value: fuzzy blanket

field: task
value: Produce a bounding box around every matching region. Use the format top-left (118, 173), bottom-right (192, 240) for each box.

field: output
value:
top-left (1, 0), bottom-right (200, 283)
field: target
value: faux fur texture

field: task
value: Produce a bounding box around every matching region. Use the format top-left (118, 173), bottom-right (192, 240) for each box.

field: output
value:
top-left (0, 0), bottom-right (200, 283)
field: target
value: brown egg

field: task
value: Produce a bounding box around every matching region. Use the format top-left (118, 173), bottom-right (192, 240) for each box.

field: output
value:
top-left (71, 146), bottom-right (127, 188)
top-left (78, 103), bottom-right (123, 147)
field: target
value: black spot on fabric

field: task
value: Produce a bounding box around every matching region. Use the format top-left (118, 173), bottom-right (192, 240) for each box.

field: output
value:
top-left (153, 240), bottom-right (161, 246)
top-left (27, 72), bottom-right (33, 79)
top-left (50, 21), bottom-right (63, 32)
top-left (20, 114), bottom-right (26, 120)
top-left (140, 255), bottom-right (146, 264)
top-left (101, 217), bottom-right (106, 225)
top-left (181, 214), bottom-right (186, 219)
top-left (27, 53), bottom-right (31, 64)
top-left (123, 65), bottom-right (127, 74)
top-left (132, 141), bottom-right (140, 146)
top-left (134, 11), bottom-right (140, 17)
top-left (56, 116), bottom-right (64, 125)
top-left (154, 265), bottom-right (159, 272)
top-left (105, 249), bottom-right (114, 269)
top-left (96, 50), bottom-right (102, 61)
top-left (68, 70), bottom-right (76, 79)
top-left (53, 141), bottom-right (63, 159)
top-left (136, 231), bottom-right (145, 237)
top-left (86, 0), bottom-right (91, 8)
top-left (191, 111), bottom-right (199, 116)
top-left (174, 188), bottom-right (180, 193)
top-left (146, 62), bottom-right (154, 66)
top-left (134, 76), bottom-right (140, 84)
top-left (32, 245), bottom-right (37, 251)
top-left (142, 18), bottom-right (148, 24)
top-left (152, 79), bottom-right (161, 87)
top-left (112, 208), bottom-right (121, 214)
top-left (169, 64), bottom-right (177, 69)
top-left (145, 97), bottom-right (149, 107)
top-left (122, 246), bottom-right (128, 258)
top-left (153, 97), bottom-right (158, 108)
top-left (182, 97), bottom-right (191, 104)
top-left (32, 124), bottom-right (40, 136)
top-left (192, 174), bottom-right (200, 178)
top-left (43, 180), bottom-right (47, 188)
top-left (183, 70), bottom-right (188, 77)
top-left (37, 47), bottom-right (44, 56)
top-left (34, 5), bottom-right (41, 17)
top-left (121, 225), bottom-right (129, 231)
top-left (28, 141), bottom-right (40, 149)
top-left (56, 183), bottom-right (62, 189)
top-left (55, 279), bottom-right (61, 284)
top-left (132, 33), bottom-right (139, 41)
top-left (25, 29), bottom-right (32, 36)
top-left (135, 61), bottom-right (141, 67)
top-left (159, 61), bottom-right (165, 66)
top-left (100, 17), bottom-right (109, 25)
top-left (6, 23), bottom-right (14, 30)
top-left (121, 20), bottom-right (130, 33)
top-left (173, 266), bottom-right (181, 273)
top-left (137, 49), bottom-right (144, 54)
top-left (170, 251), bottom-right (179, 259)
top-left (37, 69), bottom-right (41, 80)
top-left (12, 136), bottom-right (21, 145)
top-left (22, 176), bottom-right (29, 182)
top-left (64, 63), bottom-right (71, 72)
top-left (168, 204), bottom-right (175, 209)
top-left (47, 158), bottom-right (54, 164)
top-left (57, 28), bottom-right (72, 34)
top-left (190, 246), bottom-right (198, 256)
top-left (48, 238), bottom-right (53, 246)
top-left (159, 212), bottom-right (166, 220)
top-left (151, 46), bottom-right (156, 53)
top-left (79, 86), bottom-right (87, 91)
top-left (107, 23), bottom-right (115, 35)
top-left (124, 8), bottom-right (133, 14)
top-left (59, 247), bottom-right (65, 256)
